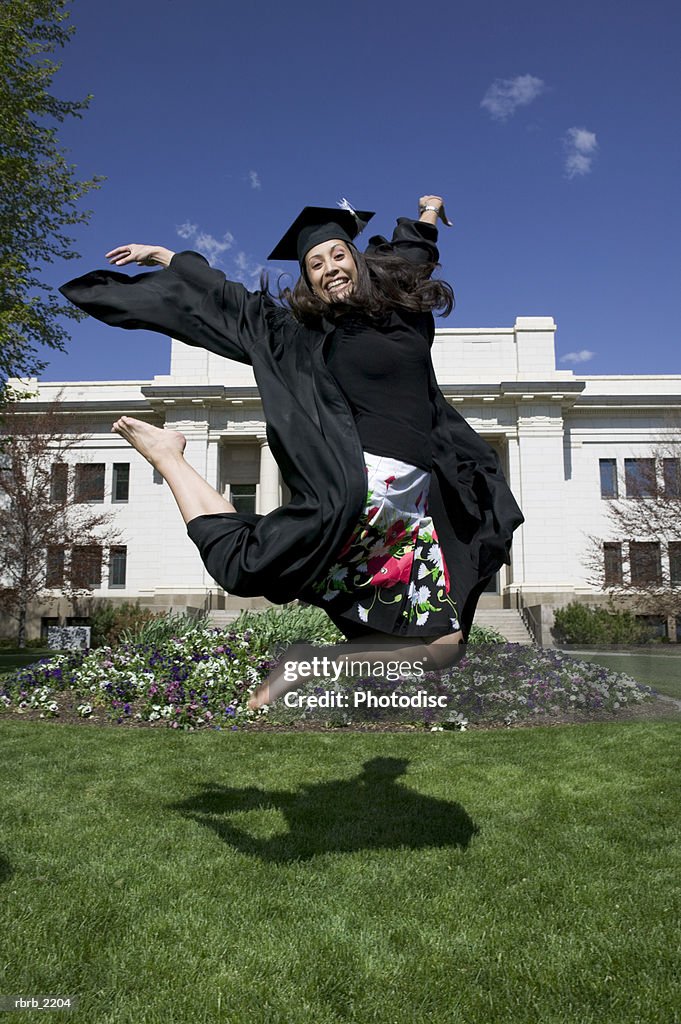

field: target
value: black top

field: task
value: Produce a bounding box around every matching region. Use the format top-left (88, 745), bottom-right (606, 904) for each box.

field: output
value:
top-left (325, 311), bottom-right (433, 471)
top-left (58, 217), bottom-right (524, 641)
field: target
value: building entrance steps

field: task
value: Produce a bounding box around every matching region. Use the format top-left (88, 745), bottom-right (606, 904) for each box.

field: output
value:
top-left (471, 608), bottom-right (536, 645)
top-left (207, 605), bottom-right (536, 645)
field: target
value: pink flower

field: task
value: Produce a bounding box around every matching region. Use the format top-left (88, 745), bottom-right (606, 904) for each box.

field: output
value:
top-left (368, 550), bottom-right (414, 587)
top-left (385, 519), bottom-right (406, 546)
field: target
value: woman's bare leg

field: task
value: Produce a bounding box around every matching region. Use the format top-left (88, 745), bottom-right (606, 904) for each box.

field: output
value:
top-left (112, 416), bottom-right (236, 523)
top-left (248, 629), bottom-right (465, 710)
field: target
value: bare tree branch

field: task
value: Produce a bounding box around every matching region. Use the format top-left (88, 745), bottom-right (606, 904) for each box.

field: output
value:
top-left (0, 397), bottom-right (122, 646)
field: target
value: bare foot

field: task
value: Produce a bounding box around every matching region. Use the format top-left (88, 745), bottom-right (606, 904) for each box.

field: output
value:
top-left (112, 416), bottom-right (186, 468)
top-left (248, 662), bottom-right (299, 710)
top-left (248, 685), bottom-right (269, 711)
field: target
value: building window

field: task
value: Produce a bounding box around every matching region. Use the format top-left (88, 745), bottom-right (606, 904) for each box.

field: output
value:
top-left (230, 483), bottom-right (257, 515)
top-left (599, 459), bottom-right (618, 498)
top-left (46, 546), bottom-right (65, 587)
top-left (72, 545), bottom-right (102, 587)
top-left (603, 542), bottom-right (623, 585)
top-left (41, 616), bottom-right (60, 642)
top-left (74, 464), bottom-right (105, 502)
top-left (112, 463), bottom-right (130, 503)
top-left (635, 614), bottom-right (667, 640)
top-left (624, 458), bottom-right (657, 498)
top-left (670, 542), bottom-right (681, 588)
top-left (109, 546), bottom-right (127, 587)
top-left (630, 541), bottom-right (661, 586)
top-left (50, 463), bottom-right (68, 503)
top-left (663, 458), bottom-right (681, 498)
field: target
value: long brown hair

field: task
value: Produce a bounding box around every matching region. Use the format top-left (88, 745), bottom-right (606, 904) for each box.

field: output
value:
top-left (272, 244), bottom-right (454, 325)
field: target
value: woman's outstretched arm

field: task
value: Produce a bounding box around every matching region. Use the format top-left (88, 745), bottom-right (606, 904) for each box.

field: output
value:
top-left (365, 194), bottom-right (452, 268)
top-left (105, 243), bottom-right (176, 267)
top-left (417, 195), bottom-right (453, 228)
top-left (60, 243), bottom-right (273, 365)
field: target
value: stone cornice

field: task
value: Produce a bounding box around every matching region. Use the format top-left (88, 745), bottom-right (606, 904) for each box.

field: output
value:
top-left (440, 381), bottom-right (585, 406)
top-left (141, 385), bottom-right (261, 407)
top-left (6, 400), bottom-right (153, 415)
top-left (569, 394), bottom-right (681, 409)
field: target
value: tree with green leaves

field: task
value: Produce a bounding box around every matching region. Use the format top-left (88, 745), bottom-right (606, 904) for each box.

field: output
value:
top-left (0, 0), bottom-right (102, 393)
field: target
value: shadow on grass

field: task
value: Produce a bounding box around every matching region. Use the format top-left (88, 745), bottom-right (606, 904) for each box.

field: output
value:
top-left (168, 757), bottom-right (479, 862)
top-left (0, 854), bottom-right (12, 884)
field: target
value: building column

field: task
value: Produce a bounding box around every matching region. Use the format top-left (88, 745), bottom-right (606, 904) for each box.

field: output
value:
top-left (515, 402), bottom-right (569, 591)
top-left (206, 437), bottom-right (220, 491)
top-left (256, 436), bottom-right (281, 514)
top-left (505, 432), bottom-right (525, 591)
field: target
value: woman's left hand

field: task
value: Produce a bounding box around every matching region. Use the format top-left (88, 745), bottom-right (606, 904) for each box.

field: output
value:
top-left (418, 196), bottom-right (453, 227)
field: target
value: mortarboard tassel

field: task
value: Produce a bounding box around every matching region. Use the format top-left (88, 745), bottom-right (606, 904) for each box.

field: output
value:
top-left (337, 197), bottom-right (368, 234)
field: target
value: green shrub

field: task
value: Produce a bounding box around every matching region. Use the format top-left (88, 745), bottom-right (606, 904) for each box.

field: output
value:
top-left (0, 636), bottom-right (57, 650)
top-left (120, 610), bottom-right (210, 647)
top-left (467, 623), bottom-right (506, 644)
top-left (229, 604), bottom-right (506, 655)
top-left (231, 605), bottom-right (344, 655)
top-left (552, 601), bottom-right (650, 645)
top-left (90, 602), bottom-right (158, 648)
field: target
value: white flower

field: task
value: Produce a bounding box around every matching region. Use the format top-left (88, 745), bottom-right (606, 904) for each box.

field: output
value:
top-left (417, 563), bottom-right (430, 579)
top-left (357, 604), bottom-right (370, 623)
top-left (426, 544), bottom-right (443, 568)
top-left (410, 585), bottom-right (430, 606)
top-left (416, 611), bottom-right (430, 626)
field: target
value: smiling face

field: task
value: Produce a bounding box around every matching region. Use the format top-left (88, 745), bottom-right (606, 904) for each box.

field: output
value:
top-left (304, 239), bottom-right (358, 304)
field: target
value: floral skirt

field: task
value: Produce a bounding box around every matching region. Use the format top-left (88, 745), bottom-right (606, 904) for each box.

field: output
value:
top-left (307, 452), bottom-right (461, 639)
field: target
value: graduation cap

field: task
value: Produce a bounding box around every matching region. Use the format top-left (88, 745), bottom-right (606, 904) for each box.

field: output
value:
top-left (268, 199), bottom-right (374, 265)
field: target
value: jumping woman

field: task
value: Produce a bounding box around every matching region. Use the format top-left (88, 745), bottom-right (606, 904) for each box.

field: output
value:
top-left (60, 195), bottom-right (524, 708)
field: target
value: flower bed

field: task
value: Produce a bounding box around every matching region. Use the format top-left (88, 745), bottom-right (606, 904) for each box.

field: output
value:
top-left (0, 626), bottom-right (272, 730)
top-left (0, 621), bottom-right (667, 732)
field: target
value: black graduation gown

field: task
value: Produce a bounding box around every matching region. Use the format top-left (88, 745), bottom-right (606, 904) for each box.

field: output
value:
top-left (59, 218), bottom-right (524, 641)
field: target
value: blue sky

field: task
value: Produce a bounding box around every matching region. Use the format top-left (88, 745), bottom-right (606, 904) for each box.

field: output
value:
top-left (39, 0), bottom-right (681, 381)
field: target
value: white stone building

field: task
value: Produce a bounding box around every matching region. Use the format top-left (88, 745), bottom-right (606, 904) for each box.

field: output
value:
top-left (5, 317), bottom-right (680, 644)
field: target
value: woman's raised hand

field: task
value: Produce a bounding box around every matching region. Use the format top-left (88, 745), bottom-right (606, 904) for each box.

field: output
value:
top-left (418, 196), bottom-right (453, 227)
top-left (105, 244), bottom-right (175, 268)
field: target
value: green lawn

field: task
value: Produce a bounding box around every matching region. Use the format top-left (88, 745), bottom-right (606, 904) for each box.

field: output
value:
top-left (0, 649), bottom-right (66, 673)
top-left (560, 649), bottom-right (681, 700)
top-left (1, 721), bottom-right (679, 1023)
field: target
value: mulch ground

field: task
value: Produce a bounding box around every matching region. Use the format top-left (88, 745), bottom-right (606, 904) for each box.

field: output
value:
top-left (2, 692), bottom-right (680, 732)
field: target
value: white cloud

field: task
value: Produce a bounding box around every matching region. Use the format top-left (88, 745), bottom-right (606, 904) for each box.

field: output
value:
top-left (172, 223), bottom-right (265, 283)
top-left (193, 231), bottom-right (235, 265)
top-left (563, 127), bottom-right (598, 179)
top-left (176, 221), bottom-right (198, 240)
top-left (249, 170), bottom-right (261, 190)
top-left (175, 222), bottom-right (235, 264)
top-left (559, 350), bottom-right (596, 364)
top-left (481, 74), bottom-right (545, 120)
top-left (230, 250), bottom-right (265, 289)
